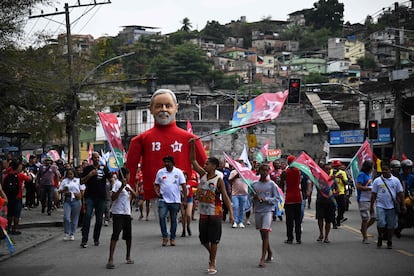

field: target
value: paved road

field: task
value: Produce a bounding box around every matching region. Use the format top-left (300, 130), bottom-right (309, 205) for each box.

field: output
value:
top-left (1, 198), bottom-right (413, 275)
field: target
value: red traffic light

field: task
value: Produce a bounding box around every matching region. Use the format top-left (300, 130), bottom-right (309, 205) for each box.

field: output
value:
top-left (291, 82), bottom-right (299, 88)
top-left (370, 121), bottom-right (377, 128)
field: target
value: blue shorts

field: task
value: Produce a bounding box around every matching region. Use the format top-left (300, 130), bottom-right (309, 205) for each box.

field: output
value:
top-left (376, 207), bottom-right (397, 229)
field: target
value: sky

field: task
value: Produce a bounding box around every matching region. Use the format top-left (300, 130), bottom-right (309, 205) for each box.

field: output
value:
top-left (23, 0), bottom-right (409, 45)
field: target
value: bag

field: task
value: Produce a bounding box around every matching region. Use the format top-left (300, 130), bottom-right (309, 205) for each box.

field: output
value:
top-left (3, 173), bottom-right (19, 199)
top-left (381, 176), bottom-right (401, 214)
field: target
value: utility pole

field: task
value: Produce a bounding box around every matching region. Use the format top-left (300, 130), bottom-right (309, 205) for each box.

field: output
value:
top-left (393, 1), bottom-right (404, 159)
top-left (29, 1), bottom-right (111, 166)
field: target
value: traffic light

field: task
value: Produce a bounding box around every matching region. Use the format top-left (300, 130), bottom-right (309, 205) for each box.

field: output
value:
top-left (287, 78), bottom-right (301, 104)
top-left (368, 120), bottom-right (379, 140)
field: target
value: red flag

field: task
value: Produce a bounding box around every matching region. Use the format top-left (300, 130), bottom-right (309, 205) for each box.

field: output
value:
top-left (186, 119), bottom-right (193, 134)
top-left (232, 91), bottom-right (288, 127)
top-left (290, 152), bottom-right (333, 198)
top-left (98, 112), bottom-right (125, 168)
top-left (349, 140), bottom-right (373, 188)
top-left (216, 91), bottom-right (288, 136)
top-left (224, 152), bottom-right (257, 193)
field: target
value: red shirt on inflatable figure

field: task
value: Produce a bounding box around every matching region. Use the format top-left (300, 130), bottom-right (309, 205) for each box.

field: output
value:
top-left (126, 89), bottom-right (207, 200)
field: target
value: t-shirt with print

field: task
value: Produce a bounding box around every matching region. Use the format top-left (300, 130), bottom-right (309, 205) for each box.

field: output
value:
top-left (154, 167), bottom-right (185, 204)
top-left (110, 179), bottom-right (132, 215)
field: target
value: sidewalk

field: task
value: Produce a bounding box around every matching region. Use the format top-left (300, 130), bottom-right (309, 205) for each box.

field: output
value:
top-left (0, 206), bottom-right (63, 262)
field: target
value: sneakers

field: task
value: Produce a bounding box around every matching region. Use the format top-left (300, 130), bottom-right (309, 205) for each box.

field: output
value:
top-left (238, 223), bottom-right (245, 228)
top-left (70, 235), bottom-right (75, 241)
top-left (63, 234), bottom-right (69, 241)
top-left (377, 238), bottom-right (382, 248)
top-left (80, 242), bottom-right (88, 248)
top-left (387, 241), bottom-right (392, 249)
top-left (246, 220), bottom-right (251, 225)
top-left (232, 222), bottom-right (238, 228)
top-left (104, 220), bottom-right (109, 227)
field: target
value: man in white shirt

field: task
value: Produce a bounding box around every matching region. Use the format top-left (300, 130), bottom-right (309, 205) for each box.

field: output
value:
top-left (154, 156), bottom-right (187, 246)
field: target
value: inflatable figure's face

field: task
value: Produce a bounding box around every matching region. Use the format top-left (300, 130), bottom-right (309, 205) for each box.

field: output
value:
top-left (151, 93), bottom-right (178, 125)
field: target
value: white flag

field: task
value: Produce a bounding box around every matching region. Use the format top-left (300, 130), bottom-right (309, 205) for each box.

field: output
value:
top-left (239, 144), bottom-right (252, 170)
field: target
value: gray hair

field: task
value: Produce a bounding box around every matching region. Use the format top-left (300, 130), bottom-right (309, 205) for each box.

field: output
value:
top-left (150, 89), bottom-right (178, 107)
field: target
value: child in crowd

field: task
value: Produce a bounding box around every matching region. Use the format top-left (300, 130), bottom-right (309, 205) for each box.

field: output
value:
top-left (106, 167), bottom-right (137, 269)
top-left (252, 163), bottom-right (280, 268)
top-left (190, 139), bottom-right (234, 275)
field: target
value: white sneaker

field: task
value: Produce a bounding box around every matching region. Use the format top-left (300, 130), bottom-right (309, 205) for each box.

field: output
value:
top-left (104, 220), bottom-right (109, 226)
top-left (239, 223), bottom-right (245, 228)
top-left (246, 220), bottom-right (251, 225)
top-left (232, 222), bottom-right (238, 228)
top-left (63, 234), bottom-right (69, 241)
top-left (70, 235), bottom-right (75, 241)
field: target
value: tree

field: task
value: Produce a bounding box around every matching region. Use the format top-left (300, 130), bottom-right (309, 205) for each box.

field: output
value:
top-left (281, 23), bottom-right (304, 41)
top-left (201, 20), bottom-right (232, 44)
top-left (0, 45), bottom-right (68, 148)
top-left (305, 0), bottom-right (344, 33)
top-left (0, 0), bottom-right (52, 47)
top-left (180, 17), bottom-right (192, 32)
top-left (148, 42), bottom-right (211, 85)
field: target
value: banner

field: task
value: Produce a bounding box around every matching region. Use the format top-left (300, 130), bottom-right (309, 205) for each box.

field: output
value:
top-left (267, 149), bottom-right (281, 161)
top-left (290, 152), bottom-right (333, 198)
top-left (97, 112), bottom-right (125, 168)
top-left (349, 140), bottom-right (373, 188)
top-left (215, 91), bottom-right (288, 135)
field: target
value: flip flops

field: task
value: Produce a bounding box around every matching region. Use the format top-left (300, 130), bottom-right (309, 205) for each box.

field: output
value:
top-left (106, 263), bottom-right (115, 269)
top-left (207, 268), bottom-right (217, 275)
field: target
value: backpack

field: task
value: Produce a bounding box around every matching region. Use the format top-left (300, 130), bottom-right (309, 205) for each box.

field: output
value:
top-left (3, 173), bottom-right (19, 199)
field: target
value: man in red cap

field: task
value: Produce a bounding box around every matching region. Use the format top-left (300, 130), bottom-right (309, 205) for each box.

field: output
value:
top-left (331, 160), bottom-right (349, 227)
top-left (281, 155), bottom-right (303, 244)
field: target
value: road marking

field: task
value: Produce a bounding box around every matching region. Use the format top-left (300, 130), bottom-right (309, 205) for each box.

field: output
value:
top-left (396, 250), bottom-right (414, 257)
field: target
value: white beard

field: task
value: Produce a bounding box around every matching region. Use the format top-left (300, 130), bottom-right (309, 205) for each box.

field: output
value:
top-left (155, 111), bottom-right (175, 125)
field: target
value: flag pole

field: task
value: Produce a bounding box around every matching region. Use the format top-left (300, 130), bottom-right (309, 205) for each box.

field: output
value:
top-left (196, 119), bottom-right (272, 140)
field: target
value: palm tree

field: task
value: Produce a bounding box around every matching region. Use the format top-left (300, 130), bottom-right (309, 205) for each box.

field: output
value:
top-left (180, 17), bottom-right (192, 32)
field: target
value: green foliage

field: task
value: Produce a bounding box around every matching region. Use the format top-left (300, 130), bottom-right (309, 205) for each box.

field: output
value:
top-left (213, 74), bottom-right (241, 90)
top-left (356, 56), bottom-right (378, 70)
top-left (302, 72), bottom-right (328, 84)
top-left (0, 0), bottom-right (53, 47)
top-left (0, 45), bottom-right (68, 146)
top-left (148, 42), bottom-right (211, 85)
top-left (180, 17), bottom-right (192, 32)
top-left (305, 0), bottom-right (344, 32)
top-left (299, 28), bottom-right (332, 51)
top-left (201, 20), bottom-right (233, 44)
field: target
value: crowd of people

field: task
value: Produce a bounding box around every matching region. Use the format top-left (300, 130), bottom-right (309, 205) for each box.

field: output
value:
top-left (1, 88), bottom-right (414, 272)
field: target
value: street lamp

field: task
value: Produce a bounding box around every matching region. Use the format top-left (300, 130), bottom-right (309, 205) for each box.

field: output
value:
top-left (70, 52), bottom-right (135, 166)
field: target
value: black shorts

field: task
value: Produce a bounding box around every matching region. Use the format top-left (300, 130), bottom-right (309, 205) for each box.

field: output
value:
top-left (111, 214), bottom-right (132, 241)
top-left (316, 200), bottom-right (335, 223)
top-left (199, 215), bottom-right (222, 244)
top-left (7, 198), bottom-right (22, 218)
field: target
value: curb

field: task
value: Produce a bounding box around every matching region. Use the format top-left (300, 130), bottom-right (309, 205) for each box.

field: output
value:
top-left (0, 230), bottom-right (61, 263)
